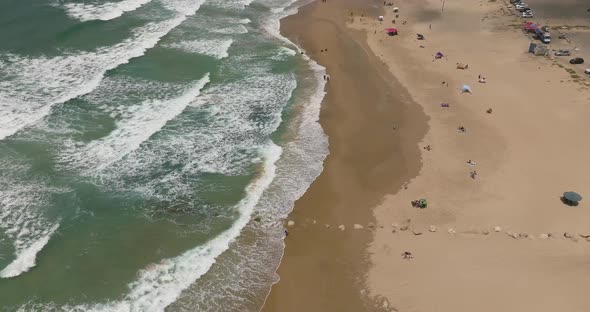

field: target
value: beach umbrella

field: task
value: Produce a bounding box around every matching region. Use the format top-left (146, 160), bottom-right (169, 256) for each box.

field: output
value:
top-left (461, 85), bottom-right (472, 93)
top-left (563, 192), bottom-right (582, 202)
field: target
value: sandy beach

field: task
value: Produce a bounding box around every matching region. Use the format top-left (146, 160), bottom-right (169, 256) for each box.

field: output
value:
top-left (264, 0), bottom-right (426, 311)
top-left (265, 0), bottom-right (590, 311)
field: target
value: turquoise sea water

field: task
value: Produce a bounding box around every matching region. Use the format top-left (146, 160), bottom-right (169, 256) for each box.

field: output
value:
top-left (0, 0), bottom-right (327, 310)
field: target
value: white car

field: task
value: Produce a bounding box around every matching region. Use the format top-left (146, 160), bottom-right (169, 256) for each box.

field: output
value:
top-left (521, 11), bottom-right (533, 18)
top-left (585, 68), bottom-right (590, 75)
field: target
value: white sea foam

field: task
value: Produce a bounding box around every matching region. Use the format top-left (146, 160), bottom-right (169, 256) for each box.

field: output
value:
top-left (68, 144), bottom-right (281, 312)
top-left (93, 71), bottom-right (296, 202)
top-left (207, 0), bottom-right (254, 9)
top-left (0, 166), bottom-right (64, 278)
top-left (0, 223), bottom-right (60, 278)
top-left (61, 74), bottom-right (210, 172)
top-left (0, 0), bottom-right (206, 142)
top-left (163, 39), bottom-right (233, 59)
top-left (211, 24), bottom-right (248, 35)
top-left (63, 0), bottom-right (153, 21)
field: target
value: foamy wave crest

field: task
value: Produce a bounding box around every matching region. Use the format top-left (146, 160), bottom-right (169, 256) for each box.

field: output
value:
top-left (211, 25), bottom-right (248, 35)
top-left (0, 223), bottom-right (60, 278)
top-left (60, 74), bottom-right (210, 172)
top-left (163, 39), bottom-right (233, 59)
top-left (63, 0), bottom-right (153, 21)
top-left (0, 0), bottom-right (206, 141)
top-left (208, 0), bottom-right (254, 9)
top-left (69, 144), bottom-right (281, 312)
top-left (0, 164), bottom-right (64, 278)
top-left (94, 72), bottom-right (296, 205)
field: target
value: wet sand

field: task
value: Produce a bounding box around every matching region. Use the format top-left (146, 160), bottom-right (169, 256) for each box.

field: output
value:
top-left (262, 0), bottom-right (427, 311)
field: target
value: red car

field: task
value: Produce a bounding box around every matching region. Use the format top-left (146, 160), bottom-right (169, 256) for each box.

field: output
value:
top-left (523, 22), bottom-right (538, 32)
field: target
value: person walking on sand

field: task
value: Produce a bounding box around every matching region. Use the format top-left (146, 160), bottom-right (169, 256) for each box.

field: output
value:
top-left (402, 251), bottom-right (413, 260)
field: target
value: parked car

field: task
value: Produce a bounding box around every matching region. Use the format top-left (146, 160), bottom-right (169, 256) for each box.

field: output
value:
top-left (523, 22), bottom-right (538, 32)
top-left (521, 11), bottom-right (533, 18)
top-left (569, 58), bottom-right (584, 64)
top-left (517, 6), bottom-right (530, 12)
top-left (585, 69), bottom-right (590, 75)
top-left (554, 50), bottom-right (571, 56)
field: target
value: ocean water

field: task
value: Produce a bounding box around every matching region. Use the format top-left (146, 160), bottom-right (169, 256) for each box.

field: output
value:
top-left (0, 0), bottom-right (327, 310)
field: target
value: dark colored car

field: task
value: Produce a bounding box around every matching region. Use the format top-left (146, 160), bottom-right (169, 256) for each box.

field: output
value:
top-left (569, 58), bottom-right (584, 64)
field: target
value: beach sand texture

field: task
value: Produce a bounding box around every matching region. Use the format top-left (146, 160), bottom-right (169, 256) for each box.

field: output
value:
top-left (359, 0), bottom-right (590, 311)
top-left (266, 0), bottom-right (590, 311)
top-left (264, 0), bottom-right (426, 311)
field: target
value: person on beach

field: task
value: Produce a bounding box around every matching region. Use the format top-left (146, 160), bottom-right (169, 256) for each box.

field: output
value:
top-left (402, 251), bottom-right (413, 260)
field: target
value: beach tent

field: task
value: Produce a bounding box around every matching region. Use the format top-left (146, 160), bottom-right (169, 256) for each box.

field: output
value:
top-left (461, 85), bottom-right (472, 93)
top-left (562, 191), bottom-right (582, 206)
top-left (435, 51), bottom-right (443, 59)
top-left (393, 7), bottom-right (399, 12)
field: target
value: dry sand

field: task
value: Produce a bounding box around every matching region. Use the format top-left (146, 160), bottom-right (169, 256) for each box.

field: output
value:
top-left (354, 0), bottom-right (590, 311)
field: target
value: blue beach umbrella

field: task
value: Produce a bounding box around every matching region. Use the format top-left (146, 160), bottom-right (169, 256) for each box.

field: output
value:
top-left (563, 192), bottom-right (582, 202)
top-left (461, 84), bottom-right (472, 93)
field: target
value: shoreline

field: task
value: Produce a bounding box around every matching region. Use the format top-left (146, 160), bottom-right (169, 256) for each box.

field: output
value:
top-left (263, 0), bottom-right (427, 310)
